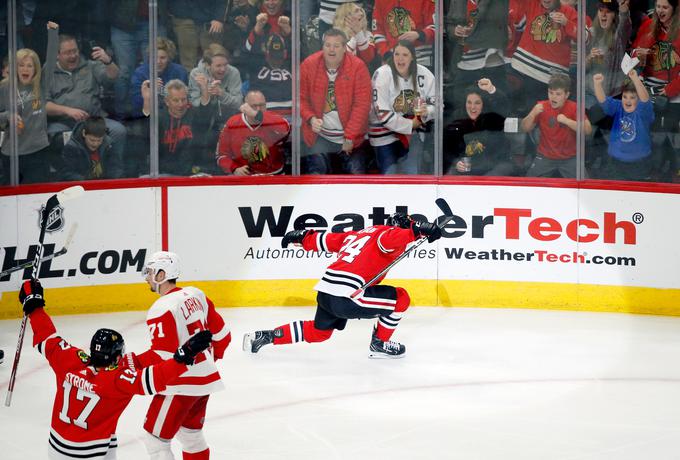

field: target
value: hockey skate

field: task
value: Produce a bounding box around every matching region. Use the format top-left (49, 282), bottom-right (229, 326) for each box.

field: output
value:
top-left (243, 330), bottom-right (275, 353)
top-left (0, 348), bottom-right (3, 364)
top-left (368, 332), bottom-right (406, 359)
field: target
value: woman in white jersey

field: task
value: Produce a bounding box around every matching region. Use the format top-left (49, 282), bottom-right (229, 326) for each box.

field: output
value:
top-left (369, 40), bottom-right (435, 174)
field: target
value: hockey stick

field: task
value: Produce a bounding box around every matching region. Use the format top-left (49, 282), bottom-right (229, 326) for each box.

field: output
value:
top-left (0, 223), bottom-right (78, 278)
top-left (5, 185), bottom-right (84, 407)
top-left (350, 198), bottom-right (454, 298)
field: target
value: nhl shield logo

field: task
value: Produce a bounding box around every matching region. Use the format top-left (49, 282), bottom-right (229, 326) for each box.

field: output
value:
top-left (38, 204), bottom-right (65, 233)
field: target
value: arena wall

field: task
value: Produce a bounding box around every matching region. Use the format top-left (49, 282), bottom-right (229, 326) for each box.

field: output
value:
top-left (1, 177), bottom-right (679, 319)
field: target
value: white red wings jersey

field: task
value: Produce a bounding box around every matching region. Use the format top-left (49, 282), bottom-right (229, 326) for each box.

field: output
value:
top-left (510, 0), bottom-right (578, 83)
top-left (369, 63), bottom-right (435, 147)
top-left (372, 0), bottom-right (435, 66)
top-left (27, 308), bottom-right (187, 459)
top-left (301, 226), bottom-right (416, 303)
top-left (141, 286), bottom-right (230, 396)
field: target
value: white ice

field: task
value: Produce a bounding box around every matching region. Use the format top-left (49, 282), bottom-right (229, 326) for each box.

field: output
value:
top-left (2, 306), bottom-right (680, 459)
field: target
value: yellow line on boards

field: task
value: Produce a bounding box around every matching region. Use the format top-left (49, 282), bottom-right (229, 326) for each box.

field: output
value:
top-left (1, 279), bottom-right (679, 319)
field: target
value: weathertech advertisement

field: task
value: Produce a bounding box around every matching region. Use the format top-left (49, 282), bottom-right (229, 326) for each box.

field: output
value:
top-left (1, 181), bottom-right (678, 316)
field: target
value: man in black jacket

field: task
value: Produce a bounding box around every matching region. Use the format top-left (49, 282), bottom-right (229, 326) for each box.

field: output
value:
top-left (59, 116), bottom-right (124, 181)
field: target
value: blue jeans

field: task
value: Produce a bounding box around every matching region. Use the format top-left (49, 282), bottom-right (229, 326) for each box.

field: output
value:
top-left (374, 137), bottom-right (422, 175)
top-left (303, 137), bottom-right (366, 174)
top-left (111, 22), bottom-right (167, 119)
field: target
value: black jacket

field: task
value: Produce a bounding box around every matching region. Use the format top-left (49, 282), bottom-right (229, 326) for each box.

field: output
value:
top-left (60, 121), bottom-right (123, 181)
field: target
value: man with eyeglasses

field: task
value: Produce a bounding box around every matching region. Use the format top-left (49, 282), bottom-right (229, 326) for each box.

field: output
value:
top-left (216, 89), bottom-right (291, 175)
top-left (45, 35), bottom-right (127, 173)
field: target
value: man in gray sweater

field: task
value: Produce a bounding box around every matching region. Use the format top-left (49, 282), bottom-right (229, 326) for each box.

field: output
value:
top-left (45, 35), bottom-right (127, 174)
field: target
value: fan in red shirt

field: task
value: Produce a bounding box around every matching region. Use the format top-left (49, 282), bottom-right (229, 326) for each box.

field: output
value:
top-left (17, 279), bottom-right (212, 460)
top-left (521, 72), bottom-right (592, 177)
top-left (216, 90), bottom-right (290, 175)
top-left (243, 213), bottom-right (442, 359)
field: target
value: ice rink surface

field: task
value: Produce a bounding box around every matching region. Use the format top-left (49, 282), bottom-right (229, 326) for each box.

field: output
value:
top-left (2, 306), bottom-right (680, 459)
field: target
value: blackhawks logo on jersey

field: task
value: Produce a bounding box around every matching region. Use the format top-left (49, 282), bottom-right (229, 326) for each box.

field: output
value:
top-left (393, 89), bottom-right (418, 116)
top-left (465, 139), bottom-right (485, 157)
top-left (387, 7), bottom-right (415, 38)
top-left (241, 136), bottom-right (270, 164)
top-left (324, 79), bottom-right (337, 113)
top-left (77, 350), bottom-right (90, 363)
top-left (530, 13), bottom-right (562, 44)
top-left (650, 41), bottom-right (680, 72)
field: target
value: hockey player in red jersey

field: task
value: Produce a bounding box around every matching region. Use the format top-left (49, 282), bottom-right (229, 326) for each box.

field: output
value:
top-left (18, 279), bottom-right (212, 460)
top-left (138, 251), bottom-right (231, 460)
top-left (243, 212), bottom-right (441, 358)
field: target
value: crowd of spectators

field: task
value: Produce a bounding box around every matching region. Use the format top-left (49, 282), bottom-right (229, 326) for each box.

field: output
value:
top-left (445, 0), bottom-right (678, 181)
top-left (0, 0), bottom-right (676, 183)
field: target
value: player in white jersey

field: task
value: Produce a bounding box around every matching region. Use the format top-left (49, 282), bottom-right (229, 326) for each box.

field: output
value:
top-left (138, 251), bottom-right (232, 460)
top-left (369, 40), bottom-right (435, 174)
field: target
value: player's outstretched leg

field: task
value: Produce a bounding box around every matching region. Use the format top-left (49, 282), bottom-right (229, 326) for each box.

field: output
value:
top-left (243, 321), bottom-right (334, 353)
top-left (243, 330), bottom-right (279, 353)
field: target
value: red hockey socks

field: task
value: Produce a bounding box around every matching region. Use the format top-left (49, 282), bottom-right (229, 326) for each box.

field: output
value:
top-left (273, 320), bottom-right (333, 344)
top-left (183, 448), bottom-right (209, 460)
top-left (375, 288), bottom-right (410, 342)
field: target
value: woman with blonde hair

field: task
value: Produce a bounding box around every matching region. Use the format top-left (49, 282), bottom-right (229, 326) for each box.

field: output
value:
top-left (0, 21), bottom-right (58, 184)
top-left (333, 2), bottom-right (375, 64)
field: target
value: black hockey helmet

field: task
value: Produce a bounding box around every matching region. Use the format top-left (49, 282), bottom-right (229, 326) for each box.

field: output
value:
top-left (386, 212), bottom-right (413, 229)
top-left (90, 328), bottom-right (125, 368)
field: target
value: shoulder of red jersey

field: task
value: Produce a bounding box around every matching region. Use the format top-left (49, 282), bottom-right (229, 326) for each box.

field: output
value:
top-left (37, 334), bottom-right (92, 367)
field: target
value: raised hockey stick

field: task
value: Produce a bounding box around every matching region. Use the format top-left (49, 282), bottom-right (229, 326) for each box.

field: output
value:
top-left (5, 185), bottom-right (84, 407)
top-left (350, 198), bottom-right (454, 298)
top-left (0, 223), bottom-right (78, 278)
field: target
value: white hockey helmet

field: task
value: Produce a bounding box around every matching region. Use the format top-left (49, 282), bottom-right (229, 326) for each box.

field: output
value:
top-left (143, 251), bottom-right (181, 281)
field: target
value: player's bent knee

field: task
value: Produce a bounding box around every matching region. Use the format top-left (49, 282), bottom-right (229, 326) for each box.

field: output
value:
top-left (395, 287), bottom-right (410, 313)
top-left (304, 326), bottom-right (334, 343)
top-left (143, 432), bottom-right (174, 459)
top-left (177, 427), bottom-right (209, 453)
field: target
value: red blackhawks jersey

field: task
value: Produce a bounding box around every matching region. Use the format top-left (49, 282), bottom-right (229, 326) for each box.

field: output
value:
top-left (216, 112), bottom-right (290, 175)
top-left (510, 0), bottom-right (578, 83)
top-left (633, 17), bottom-right (680, 100)
top-left (301, 226), bottom-right (416, 307)
top-left (139, 286), bottom-right (231, 396)
top-left (372, 0), bottom-right (435, 66)
top-left (27, 308), bottom-right (187, 459)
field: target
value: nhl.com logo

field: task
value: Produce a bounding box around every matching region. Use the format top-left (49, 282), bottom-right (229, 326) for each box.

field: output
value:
top-left (38, 204), bottom-right (65, 233)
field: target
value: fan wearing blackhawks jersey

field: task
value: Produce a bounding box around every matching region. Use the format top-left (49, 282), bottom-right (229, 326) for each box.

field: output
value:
top-left (138, 251), bottom-right (231, 460)
top-left (216, 90), bottom-right (290, 175)
top-left (509, 0), bottom-right (578, 111)
top-left (369, 40), bottom-right (435, 174)
top-left (18, 279), bottom-right (212, 460)
top-left (243, 212), bottom-right (441, 358)
top-left (372, 0), bottom-right (435, 67)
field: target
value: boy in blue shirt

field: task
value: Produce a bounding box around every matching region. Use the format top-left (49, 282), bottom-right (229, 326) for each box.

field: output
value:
top-left (593, 69), bottom-right (654, 181)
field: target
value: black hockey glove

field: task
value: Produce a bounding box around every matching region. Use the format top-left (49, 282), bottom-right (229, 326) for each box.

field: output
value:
top-left (19, 279), bottom-right (45, 315)
top-left (413, 221), bottom-right (442, 243)
top-left (174, 330), bottom-right (213, 365)
top-left (281, 229), bottom-right (311, 248)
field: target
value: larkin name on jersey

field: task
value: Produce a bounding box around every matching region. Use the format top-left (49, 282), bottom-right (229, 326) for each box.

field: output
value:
top-left (143, 286), bottom-right (231, 395)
